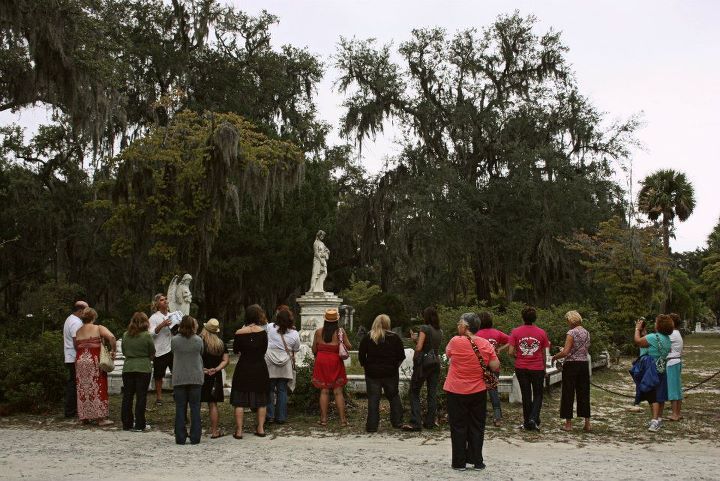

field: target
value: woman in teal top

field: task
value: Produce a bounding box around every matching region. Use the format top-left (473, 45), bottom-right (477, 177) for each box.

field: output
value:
top-left (121, 312), bottom-right (156, 431)
top-left (633, 314), bottom-right (673, 432)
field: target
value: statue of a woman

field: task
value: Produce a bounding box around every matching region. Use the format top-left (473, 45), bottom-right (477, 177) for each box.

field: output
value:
top-left (310, 230), bottom-right (329, 293)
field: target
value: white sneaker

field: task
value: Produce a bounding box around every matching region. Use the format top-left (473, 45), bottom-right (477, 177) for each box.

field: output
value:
top-left (648, 419), bottom-right (661, 432)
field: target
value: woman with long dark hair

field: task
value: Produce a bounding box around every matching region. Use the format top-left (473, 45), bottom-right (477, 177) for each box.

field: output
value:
top-left (231, 304), bottom-right (270, 439)
top-left (403, 306), bottom-right (442, 431)
top-left (265, 309), bottom-right (300, 424)
top-left (171, 315), bottom-right (204, 444)
top-left (311, 308), bottom-right (351, 427)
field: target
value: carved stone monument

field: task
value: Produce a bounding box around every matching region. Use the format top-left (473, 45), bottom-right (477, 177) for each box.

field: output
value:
top-left (297, 230), bottom-right (342, 347)
top-left (167, 273), bottom-right (192, 315)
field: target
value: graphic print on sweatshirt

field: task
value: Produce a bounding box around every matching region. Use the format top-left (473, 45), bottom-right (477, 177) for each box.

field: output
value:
top-left (518, 336), bottom-right (541, 356)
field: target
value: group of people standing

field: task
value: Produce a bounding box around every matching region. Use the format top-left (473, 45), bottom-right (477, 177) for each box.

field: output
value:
top-left (631, 313), bottom-right (684, 432)
top-left (62, 293), bottom-right (685, 468)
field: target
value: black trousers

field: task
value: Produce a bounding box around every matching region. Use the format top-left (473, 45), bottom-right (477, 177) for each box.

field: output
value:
top-left (409, 363), bottom-right (439, 428)
top-left (64, 362), bottom-right (77, 418)
top-left (446, 391), bottom-right (487, 468)
top-left (560, 361), bottom-right (591, 419)
top-left (121, 372), bottom-right (151, 430)
top-left (515, 368), bottom-right (545, 429)
top-left (365, 375), bottom-right (403, 431)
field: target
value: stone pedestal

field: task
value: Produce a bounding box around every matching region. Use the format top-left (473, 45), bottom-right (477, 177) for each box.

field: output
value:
top-left (297, 291), bottom-right (343, 346)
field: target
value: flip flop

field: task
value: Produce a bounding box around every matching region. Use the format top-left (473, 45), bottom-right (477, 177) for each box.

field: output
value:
top-left (98, 419), bottom-right (114, 427)
top-left (211, 431), bottom-right (226, 439)
top-left (317, 420), bottom-right (327, 427)
top-left (233, 432), bottom-right (243, 439)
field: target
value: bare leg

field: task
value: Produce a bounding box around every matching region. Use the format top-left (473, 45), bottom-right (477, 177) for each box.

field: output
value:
top-left (155, 379), bottom-right (163, 403)
top-left (256, 406), bottom-right (267, 434)
top-left (234, 407), bottom-right (244, 437)
top-left (657, 402), bottom-right (665, 419)
top-left (333, 386), bottom-right (347, 425)
top-left (209, 402), bottom-right (219, 436)
top-left (319, 389), bottom-right (329, 424)
top-left (583, 417), bottom-right (591, 431)
top-left (562, 419), bottom-right (572, 431)
top-left (651, 402), bottom-right (661, 420)
top-left (670, 400), bottom-right (683, 420)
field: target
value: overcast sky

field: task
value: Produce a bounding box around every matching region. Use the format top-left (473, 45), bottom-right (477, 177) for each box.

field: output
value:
top-left (236, 0), bottom-right (720, 253)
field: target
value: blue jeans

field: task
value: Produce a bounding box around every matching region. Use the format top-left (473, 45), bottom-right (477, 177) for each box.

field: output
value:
top-left (487, 372), bottom-right (502, 421)
top-left (174, 384), bottom-right (201, 444)
top-left (267, 378), bottom-right (289, 422)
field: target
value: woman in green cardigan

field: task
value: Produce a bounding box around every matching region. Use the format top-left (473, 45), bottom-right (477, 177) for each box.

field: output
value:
top-left (121, 312), bottom-right (156, 431)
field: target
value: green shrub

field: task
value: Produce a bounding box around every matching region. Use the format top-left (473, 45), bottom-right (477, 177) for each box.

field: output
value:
top-left (0, 330), bottom-right (66, 413)
top-left (436, 302), bottom-right (613, 358)
top-left (356, 293), bottom-right (409, 331)
top-left (288, 358), bottom-right (318, 414)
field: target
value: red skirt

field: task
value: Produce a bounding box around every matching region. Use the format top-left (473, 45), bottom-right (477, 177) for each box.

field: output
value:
top-left (312, 343), bottom-right (347, 389)
top-left (75, 337), bottom-right (109, 421)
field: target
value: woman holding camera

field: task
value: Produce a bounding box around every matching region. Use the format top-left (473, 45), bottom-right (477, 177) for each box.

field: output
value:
top-left (632, 314), bottom-right (673, 432)
top-left (551, 311), bottom-right (591, 432)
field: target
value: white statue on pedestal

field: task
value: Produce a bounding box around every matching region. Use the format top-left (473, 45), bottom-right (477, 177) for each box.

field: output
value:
top-left (310, 230), bottom-right (329, 293)
top-left (167, 273), bottom-right (193, 315)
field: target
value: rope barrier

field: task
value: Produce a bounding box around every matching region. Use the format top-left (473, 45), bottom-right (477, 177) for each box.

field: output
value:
top-left (587, 368), bottom-right (720, 400)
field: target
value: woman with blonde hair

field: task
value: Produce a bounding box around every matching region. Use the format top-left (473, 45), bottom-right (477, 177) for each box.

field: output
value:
top-left (75, 307), bottom-right (116, 426)
top-left (121, 312), bottom-right (155, 431)
top-left (358, 314), bottom-right (406, 432)
top-left (551, 310), bottom-right (591, 432)
top-left (200, 319), bottom-right (229, 438)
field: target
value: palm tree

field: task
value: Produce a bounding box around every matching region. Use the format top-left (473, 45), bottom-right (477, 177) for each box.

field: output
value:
top-left (638, 169), bottom-right (696, 256)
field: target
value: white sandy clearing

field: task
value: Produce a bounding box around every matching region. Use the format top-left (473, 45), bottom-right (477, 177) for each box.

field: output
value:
top-left (0, 427), bottom-right (717, 481)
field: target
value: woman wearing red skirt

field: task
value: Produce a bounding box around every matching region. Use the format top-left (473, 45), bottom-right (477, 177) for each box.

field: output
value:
top-left (312, 308), bottom-right (351, 426)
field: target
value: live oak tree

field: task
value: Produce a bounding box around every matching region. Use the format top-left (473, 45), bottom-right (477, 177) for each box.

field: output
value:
top-left (335, 12), bottom-right (637, 305)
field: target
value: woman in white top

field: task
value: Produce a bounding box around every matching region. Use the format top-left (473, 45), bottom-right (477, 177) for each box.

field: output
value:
top-left (265, 308), bottom-right (300, 424)
top-left (666, 313), bottom-right (684, 421)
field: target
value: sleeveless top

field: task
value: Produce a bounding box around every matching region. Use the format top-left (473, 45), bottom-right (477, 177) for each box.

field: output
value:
top-left (566, 327), bottom-right (590, 361)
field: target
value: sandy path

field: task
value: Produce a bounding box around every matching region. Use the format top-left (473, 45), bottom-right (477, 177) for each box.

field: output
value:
top-left (0, 427), bottom-right (717, 480)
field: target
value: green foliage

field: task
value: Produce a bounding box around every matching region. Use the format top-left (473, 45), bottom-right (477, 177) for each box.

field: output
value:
top-left (0, 331), bottom-right (66, 413)
top-left (436, 302), bottom-right (612, 357)
top-left (287, 358), bottom-right (318, 415)
top-left (356, 293), bottom-right (409, 331)
top-left (340, 276), bottom-right (381, 309)
top-left (562, 217), bottom-right (668, 323)
top-left (335, 12), bottom-right (637, 306)
top-left (18, 281), bottom-right (85, 336)
top-left (638, 169), bottom-right (696, 255)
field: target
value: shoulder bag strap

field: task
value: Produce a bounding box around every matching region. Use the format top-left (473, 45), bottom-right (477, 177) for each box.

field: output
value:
top-left (280, 332), bottom-right (295, 370)
top-left (468, 337), bottom-right (489, 372)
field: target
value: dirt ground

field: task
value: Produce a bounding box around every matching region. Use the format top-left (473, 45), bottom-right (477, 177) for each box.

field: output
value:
top-left (0, 426), bottom-right (718, 481)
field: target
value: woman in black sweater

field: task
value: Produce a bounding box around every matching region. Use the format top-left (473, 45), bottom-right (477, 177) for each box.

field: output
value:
top-left (358, 314), bottom-right (406, 432)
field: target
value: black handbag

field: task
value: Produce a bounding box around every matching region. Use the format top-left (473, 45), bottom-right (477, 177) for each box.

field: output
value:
top-left (421, 349), bottom-right (440, 368)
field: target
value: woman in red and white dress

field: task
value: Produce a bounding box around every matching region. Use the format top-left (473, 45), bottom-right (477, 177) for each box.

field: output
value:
top-left (75, 307), bottom-right (116, 425)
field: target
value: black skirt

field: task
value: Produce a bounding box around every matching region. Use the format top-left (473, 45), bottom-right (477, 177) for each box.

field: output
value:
top-left (230, 390), bottom-right (268, 408)
top-left (200, 373), bottom-right (224, 403)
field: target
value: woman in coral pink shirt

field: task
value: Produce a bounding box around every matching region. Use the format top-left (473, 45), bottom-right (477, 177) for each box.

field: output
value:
top-left (444, 313), bottom-right (499, 471)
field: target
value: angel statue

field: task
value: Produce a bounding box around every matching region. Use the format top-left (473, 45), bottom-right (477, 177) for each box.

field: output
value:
top-left (309, 230), bottom-right (329, 293)
top-left (167, 273), bottom-right (193, 315)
